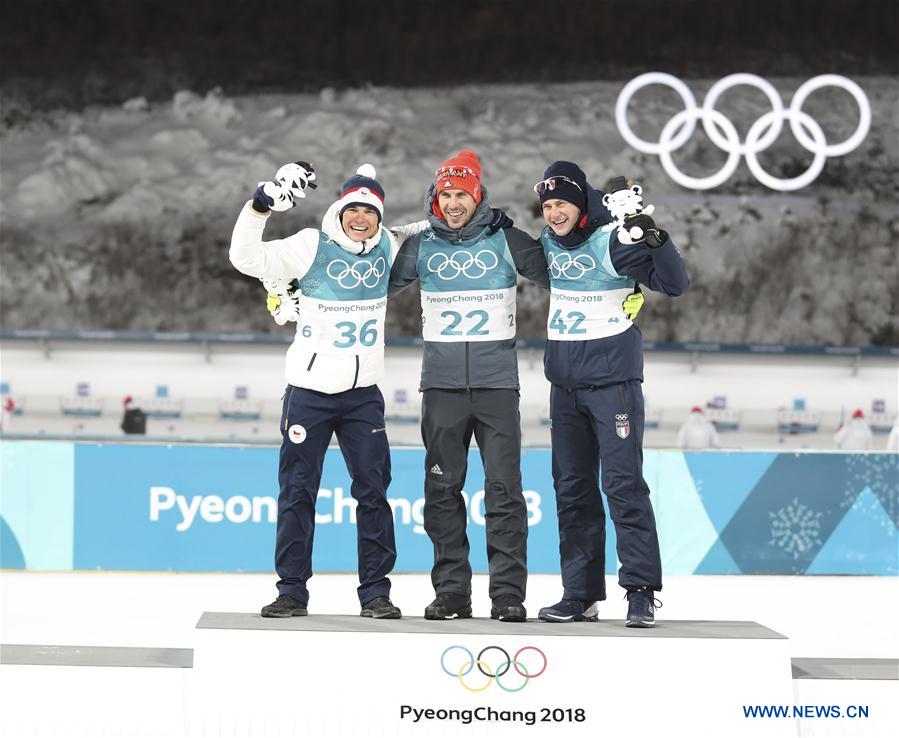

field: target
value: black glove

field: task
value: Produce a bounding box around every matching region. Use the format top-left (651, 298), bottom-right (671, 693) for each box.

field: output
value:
top-left (487, 208), bottom-right (514, 233)
top-left (623, 213), bottom-right (666, 248)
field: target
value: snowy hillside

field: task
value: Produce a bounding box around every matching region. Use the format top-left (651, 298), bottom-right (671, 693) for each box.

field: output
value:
top-left (1, 79), bottom-right (897, 344)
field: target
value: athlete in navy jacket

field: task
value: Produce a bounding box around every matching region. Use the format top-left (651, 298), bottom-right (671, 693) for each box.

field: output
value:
top-left (533, 162), bottom-right (689, 627)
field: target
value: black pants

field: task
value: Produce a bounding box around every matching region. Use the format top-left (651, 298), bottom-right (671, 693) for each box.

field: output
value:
top-left (420, 388), bottom-right (527, 602)
top-left (550, 380), bottom-right (662, 601)
top-left (275, 384), bottom-right (396, 606)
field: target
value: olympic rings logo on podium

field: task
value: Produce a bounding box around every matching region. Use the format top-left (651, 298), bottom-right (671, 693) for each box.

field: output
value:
top-left (440, 645), bottom-right (547, 692)
top-left (326, 256), bottom-right (386, 289)
top-left (615, 73), bottom-right (871, 191)
top-left (427, 250), bottom-right (499, 280)
top-left (548, 253), bottom-right (596, 280)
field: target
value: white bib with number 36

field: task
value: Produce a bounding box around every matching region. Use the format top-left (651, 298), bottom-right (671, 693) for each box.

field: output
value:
top-left (297, 294), bottom-right (387, 353)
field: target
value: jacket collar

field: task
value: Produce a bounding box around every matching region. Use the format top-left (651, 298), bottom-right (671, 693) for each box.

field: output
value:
top-left (321, 199), bottom-right (383, 255)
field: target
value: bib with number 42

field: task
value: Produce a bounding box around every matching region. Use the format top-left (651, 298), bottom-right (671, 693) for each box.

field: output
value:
top-left (541, 228), bottom-right (635, 341)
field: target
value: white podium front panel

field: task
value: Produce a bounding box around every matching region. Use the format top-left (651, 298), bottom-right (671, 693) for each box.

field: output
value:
top-left (192, 614), bottom-right (794, 737)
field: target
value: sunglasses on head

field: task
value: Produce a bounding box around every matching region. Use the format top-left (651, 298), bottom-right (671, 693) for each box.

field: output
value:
top-left (533, 175), bottom-right (583, 197)
top-left (436, 166), bottom-right (477, 179)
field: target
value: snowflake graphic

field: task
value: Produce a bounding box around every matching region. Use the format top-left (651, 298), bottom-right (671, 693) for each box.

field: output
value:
top-left (302, 277), bottom-right (322, 294)
top-left (840, 455), bottom-right (899, 535)
top-left (769, 497), bottom-right (823, 559)
top-left (316, 252), bottom-right (328, 264)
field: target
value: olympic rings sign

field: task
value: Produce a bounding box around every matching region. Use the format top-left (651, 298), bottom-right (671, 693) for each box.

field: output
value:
top-left (615, 73), bottom-right (871, 191)
top-left (427, 250), bottom-right (499, 280)
top-left (547, 252), bottom-right (596, 280)
top-left (440, 645), bottom-right (547, 692)
top-left (326, 256), bottom-right (386, 289)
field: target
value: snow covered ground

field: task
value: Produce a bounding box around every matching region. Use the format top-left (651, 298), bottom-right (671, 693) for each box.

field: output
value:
top-left (2, 78), bottom-right (897, 345)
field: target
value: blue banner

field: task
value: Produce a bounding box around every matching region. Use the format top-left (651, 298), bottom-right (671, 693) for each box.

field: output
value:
top-left (1, 441), bottom-right (895, 575)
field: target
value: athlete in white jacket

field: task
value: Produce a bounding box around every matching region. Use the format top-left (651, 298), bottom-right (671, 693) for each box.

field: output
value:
top-left (229, 162), bottom-right (420, 620)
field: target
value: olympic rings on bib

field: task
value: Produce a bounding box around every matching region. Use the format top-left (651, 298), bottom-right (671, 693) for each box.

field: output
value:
top-left (326, 256), bottom-right (386, 289)
top-left (439, 644), bottom-right (548, 692)
top-left (615, 73), bottom-right (871, 191)
top-left (548, 252), bottom-right (596, 280)
top-left (427, 249), bottom-right (499, 280)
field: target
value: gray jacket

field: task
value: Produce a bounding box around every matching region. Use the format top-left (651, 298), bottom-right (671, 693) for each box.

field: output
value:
top-left (388, 184), bottom-right (549, 390)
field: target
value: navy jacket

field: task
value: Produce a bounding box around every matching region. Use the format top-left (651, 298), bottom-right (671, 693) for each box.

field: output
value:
top-left (542, 187), bottom-right (690, 389)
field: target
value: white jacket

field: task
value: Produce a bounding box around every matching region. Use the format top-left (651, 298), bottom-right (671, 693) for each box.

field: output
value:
top-left (834, 417), bottom-right (874, 451)
top-left (676, 413), bottom-right (721, 449)
top-left (230, 200), bottom-right (420, 394)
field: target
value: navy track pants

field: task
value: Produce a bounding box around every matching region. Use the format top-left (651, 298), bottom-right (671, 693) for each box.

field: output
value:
top-left (550, 380), bottom-right (662, 600)
top-left (275, 384), bottom-right (396, 606)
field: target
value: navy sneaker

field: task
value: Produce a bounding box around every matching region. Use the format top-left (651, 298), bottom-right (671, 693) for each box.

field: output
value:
top-left (261, 594), bottom-right (308, 618)
top-left (537, 599), bottom-right (599, 623)
top-left (625, 588), bottom-right (660, 628)
top-left (424, 593), bottom-right (472, 620)
top-left (490, 595), bottom-right (527, 622)
top-left (360, 596), bottom-right (402, 619)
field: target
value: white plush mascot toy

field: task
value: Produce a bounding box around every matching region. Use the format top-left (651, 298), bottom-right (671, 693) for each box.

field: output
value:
top-left (601, 176), bottom-right (656, 244)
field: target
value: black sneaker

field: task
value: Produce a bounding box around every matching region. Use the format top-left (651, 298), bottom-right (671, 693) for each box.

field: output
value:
top-left (261, 594), bottom-right (308, 618)
top-left (424, 593), bottom-right (472, 620)
top-left (360, 596), bottom-right (402, 619)
top-left (490, 596), bottom-right (527, 622)
top-left (625, 588), bottom-right (660, 628)
top-left (537, 599), bottom-right (599, 623)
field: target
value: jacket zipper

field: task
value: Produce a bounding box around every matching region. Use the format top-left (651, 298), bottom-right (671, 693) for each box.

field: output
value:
top-left (306, 353), bottom-right (317, 371)
top-left (465, 342), bottom-right (470, 392)
top-left (351, 355), bottom-right (360, 389)
top-left (283, 385), bottom-right (296, 431)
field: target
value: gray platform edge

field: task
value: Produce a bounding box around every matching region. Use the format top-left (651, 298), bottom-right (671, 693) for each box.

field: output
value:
top-left (791, 658), bottom-right (899, 681)
top-left (0, 644), bottom-right (193, 668)
top-left (196, 612), bottom-right (787, 639)
top-left (4, 641), bottom-right (895, 680)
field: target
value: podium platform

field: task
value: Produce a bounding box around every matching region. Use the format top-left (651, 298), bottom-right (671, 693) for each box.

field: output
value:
top-left (191, 613), bottom-right (794, 737)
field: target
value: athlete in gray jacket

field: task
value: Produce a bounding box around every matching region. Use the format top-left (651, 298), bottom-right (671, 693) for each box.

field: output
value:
top-left (389, 150), bottom-right (548, 621)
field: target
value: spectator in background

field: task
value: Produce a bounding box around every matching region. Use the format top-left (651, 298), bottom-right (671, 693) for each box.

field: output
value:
top-left (677, 406), bottom-right (721, 449)
top-left (886, 421), bottom-right (899, 452)
top-left (1, 396), bottom-right (15, 432)
top-left (834, 409), bottom-right (873, 451)
top-left (120, 395), bottom-right (147, 435)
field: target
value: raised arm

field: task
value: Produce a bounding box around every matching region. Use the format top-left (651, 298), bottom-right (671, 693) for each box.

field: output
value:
top-left (609, 215), bottom-right (689, 297)
top-left (229, 161), bottom-right (322, 282)
top-left (229, 205), bottom-right (320, 282)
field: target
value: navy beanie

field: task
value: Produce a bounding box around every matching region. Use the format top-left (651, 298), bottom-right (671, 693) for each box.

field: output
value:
top-left (337, 163), bottom-right (385, 223)
top-left (538, 161), bottom-right (588, 213)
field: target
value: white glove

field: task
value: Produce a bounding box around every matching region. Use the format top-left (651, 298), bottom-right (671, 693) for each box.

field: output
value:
top-left (275, 161), bottom-right (316, 200)
top-left (254, 180), bottom-right (295, 212)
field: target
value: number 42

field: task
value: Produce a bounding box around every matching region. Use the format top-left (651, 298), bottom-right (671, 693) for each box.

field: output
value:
top-left (550, 309), bottom-right (586, 334)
